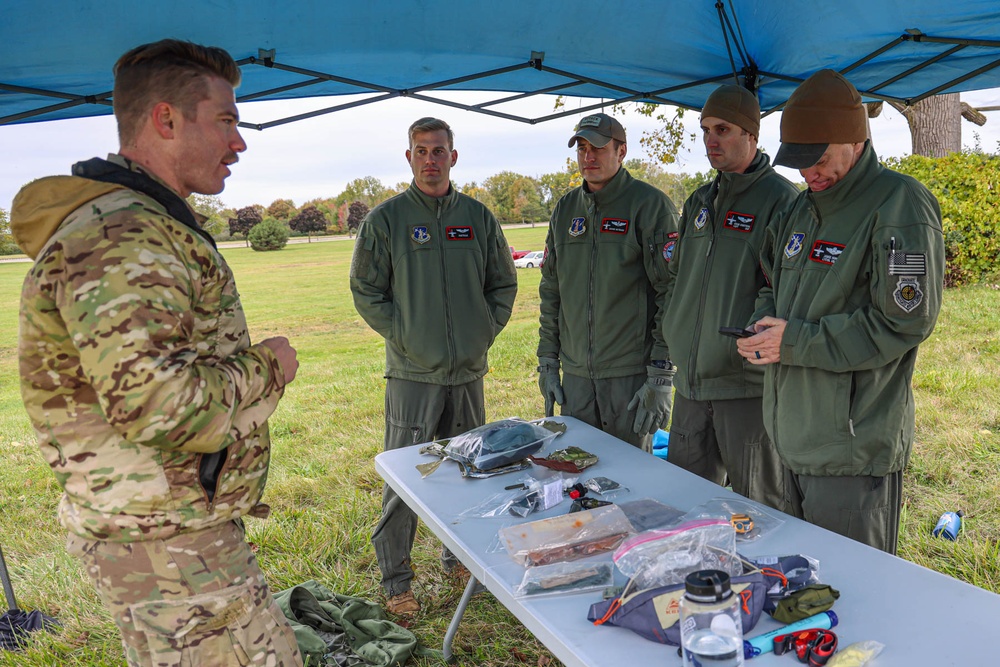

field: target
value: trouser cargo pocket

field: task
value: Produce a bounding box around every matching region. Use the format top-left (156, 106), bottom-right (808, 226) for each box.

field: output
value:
top-left (129, 580), bottom-right (261, 667)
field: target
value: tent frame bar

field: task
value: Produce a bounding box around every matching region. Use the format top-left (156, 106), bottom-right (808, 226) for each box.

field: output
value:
top-left (3, 29), bottom-right (1000, 128)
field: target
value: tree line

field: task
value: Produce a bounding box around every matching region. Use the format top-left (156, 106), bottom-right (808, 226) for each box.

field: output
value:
top-left (183, 159), bottom-right (715, 245)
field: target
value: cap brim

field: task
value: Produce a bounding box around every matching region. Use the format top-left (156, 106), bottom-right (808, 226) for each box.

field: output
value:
top-left (774, 143), bottom-right (828, 169)
top-left (568, 129), bottom-right (612, 149)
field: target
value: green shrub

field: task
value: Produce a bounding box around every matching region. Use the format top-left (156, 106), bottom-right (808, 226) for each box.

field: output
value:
top-left (884, 151), bottom-right (1000, 286)
top-left (248, 218), bottom-right (290, 251)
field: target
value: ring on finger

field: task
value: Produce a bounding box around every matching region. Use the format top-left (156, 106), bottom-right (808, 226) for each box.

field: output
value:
top-left (755, 350), bottom-right (761, 360)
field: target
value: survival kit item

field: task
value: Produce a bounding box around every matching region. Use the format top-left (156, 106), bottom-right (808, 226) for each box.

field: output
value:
top-left (616, 498), bottom-right (685, 532)
top-left (570, 498), bottom-right (613, 512)
top-left (499, 504), bottom-right (633, 567)
top-left (417, 417), bottom-right (564, 478)
top-left (588, 554), bottom-right (769, 647)
top-left (826, 640), bottom-right (884, 667)
top-left (774, 628), bottom-right (838, 666)
top-left (460, 472), bottom-right (577, 518)
top-left (612, 518), bottom-right (741, 590)
top-left (583, 476), bottom-right (628, 499)
top-left (514, 561), bottom-right (614, 598)
top-left (678, 570), bottom-right (746, 666)
top-left (743, 611), bottom-right (839, 660)
top-left (931, 509), bottom-right (963, 540)
top-left (682, 497), bottom-right (785, 543)
top-left (719, 326), bottom-right (756, 338)
top-left (530, 446), bottom-right (599, 473)
top-left (770, 584), bottom-right (840, 624)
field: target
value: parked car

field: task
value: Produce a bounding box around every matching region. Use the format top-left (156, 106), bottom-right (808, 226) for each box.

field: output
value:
top-left (514, 250), bottom-right (545, 268)
top-left (509, 246), bottom-right (530, 260)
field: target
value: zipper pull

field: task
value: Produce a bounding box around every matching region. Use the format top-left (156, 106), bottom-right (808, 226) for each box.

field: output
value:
top-left (706, 238), bottom-right (714, 257)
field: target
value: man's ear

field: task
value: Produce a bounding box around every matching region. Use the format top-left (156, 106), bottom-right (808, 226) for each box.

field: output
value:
top-left (618, 142), bottom-right (628, 162)
top-left (151, 102), bottom-right (176, 139)
top-left (405, 149), bottom-right (412, 164)
top-left (451, 149), bottom-right (458, 167)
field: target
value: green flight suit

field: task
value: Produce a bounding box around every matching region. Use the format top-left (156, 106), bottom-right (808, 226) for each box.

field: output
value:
top-left (753, 142), bottom-right (945, 553)
top-left (351, 181), bottom-right (517, 595)
top-left (538, 167), bottom-right (678, 449)
top-left (661, 151), bottom-right (798, 510)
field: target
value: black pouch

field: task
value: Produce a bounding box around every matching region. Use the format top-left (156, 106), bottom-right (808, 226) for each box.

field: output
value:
top-left (771, 584), bottom-right (840, 623)
top-left (587, 560), bottom-right (777, 646)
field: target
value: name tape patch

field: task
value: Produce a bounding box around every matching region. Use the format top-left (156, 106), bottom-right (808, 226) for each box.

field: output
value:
top-left (723, 210), bottom-right (755, 232)
top-left (809, 240), bottom-right (845, 265)
top-left (601, 218), bottom-right (629, 235)
top-left (446, 226), bottom-right (474, 240)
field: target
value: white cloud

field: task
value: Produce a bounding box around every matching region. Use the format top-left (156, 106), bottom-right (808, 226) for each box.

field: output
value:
top-left (2, 90), bottom-right (999, 213)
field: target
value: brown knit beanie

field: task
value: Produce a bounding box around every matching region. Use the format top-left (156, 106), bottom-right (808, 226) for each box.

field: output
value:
top-left (775, 69), bottom-right (868, 168)
top-left (701, 84), bottom-right (760, 137)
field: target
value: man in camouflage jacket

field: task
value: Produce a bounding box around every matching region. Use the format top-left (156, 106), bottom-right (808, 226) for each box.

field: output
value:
top-left (11, 40), bottom-right (302, 666)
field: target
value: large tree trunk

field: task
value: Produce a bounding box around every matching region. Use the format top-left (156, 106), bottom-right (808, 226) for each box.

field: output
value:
top-left (905, 93), bottom-right (961, 157)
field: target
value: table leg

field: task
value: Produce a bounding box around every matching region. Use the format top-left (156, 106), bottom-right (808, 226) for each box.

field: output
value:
top-left (443, 573), bottom-right (484, 662)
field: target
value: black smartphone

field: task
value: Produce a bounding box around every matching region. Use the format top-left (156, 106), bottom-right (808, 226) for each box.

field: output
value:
top-left (719, 326), bottom-right (755, 338)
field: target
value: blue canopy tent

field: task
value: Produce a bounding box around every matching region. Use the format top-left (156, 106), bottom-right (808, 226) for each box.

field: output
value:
top-left (2, 1), bottom-right (1000, 130)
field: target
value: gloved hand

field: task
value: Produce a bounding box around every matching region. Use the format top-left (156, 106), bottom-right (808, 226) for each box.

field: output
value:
top-left (537, 357), bottom-right (565, 417)
top-left (627, 364), bottom-right (675, 436)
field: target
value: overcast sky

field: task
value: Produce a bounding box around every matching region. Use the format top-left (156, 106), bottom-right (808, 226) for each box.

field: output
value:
top-left (3, 89), bottom-right (1000, 214)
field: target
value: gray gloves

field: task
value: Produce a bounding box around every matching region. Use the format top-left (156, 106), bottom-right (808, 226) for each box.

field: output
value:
top-left (628, 364), bottom-right (675, 436)
top-left (537, 357), bottom-right (565, 417)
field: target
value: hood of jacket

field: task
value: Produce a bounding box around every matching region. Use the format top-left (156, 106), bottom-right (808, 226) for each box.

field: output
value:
top-left (11, 176), bottom-right (125, 259)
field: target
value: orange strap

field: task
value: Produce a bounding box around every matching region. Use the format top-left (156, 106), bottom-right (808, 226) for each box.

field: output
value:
top-left (593, 597), bottom-right (622, 625)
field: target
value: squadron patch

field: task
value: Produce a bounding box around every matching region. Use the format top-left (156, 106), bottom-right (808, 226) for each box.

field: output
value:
top-left (694, 207), bottom-right (709, 230)
top-left (411, 225), bottom-right (431, 244)
top-left (663, 241), bottom-right (676, 262)
top-left (601, 218), bottom-right (629, 235)
top-left (446, 226), bottom-right (474, 240)
top-left (809, 240), bottom-right (846, 265)
top-left (784, 232), bottom-right (805, 259)
top-left (569, 217), bottom-right (587, 237)
top-left (723, 210), bottom-right (755, 232)
top-left (893, 276), bottom-right (924, 312)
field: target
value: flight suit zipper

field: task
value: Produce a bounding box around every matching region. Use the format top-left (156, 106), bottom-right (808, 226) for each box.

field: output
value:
top-left (437, 199), bottom-right (457, 384)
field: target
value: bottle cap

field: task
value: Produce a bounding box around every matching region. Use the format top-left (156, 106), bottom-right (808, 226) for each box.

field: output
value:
top-left (684, 569), bottom-right (732, 600)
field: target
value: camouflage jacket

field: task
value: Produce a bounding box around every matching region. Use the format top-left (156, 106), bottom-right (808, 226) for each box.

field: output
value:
top-left (12, 154), bottom-right (287, 542)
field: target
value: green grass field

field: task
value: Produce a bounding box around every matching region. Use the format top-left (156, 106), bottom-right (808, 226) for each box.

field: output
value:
top-left (1, 225), bottom-right (998, 666)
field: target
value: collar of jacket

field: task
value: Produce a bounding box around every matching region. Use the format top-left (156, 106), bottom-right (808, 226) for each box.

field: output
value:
top-left (406, 180), bottom-right (458, 212)
top-left (807, 140), bottom-right (882, 219)
top-left (714, 150), bottom-right (772, 198)
top-left (72, 154), bottom-right (215, 248)
top-left (582, 165), bottom-right (632, 206)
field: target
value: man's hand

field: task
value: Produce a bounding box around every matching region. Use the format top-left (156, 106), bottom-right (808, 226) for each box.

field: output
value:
top-left (261, 336), bottom-right (299, 385)
top-left (537, 357), bottom-right (564, 417)
top-left (737, 317), bottom-right (786, 365)
top-left (628, 365), bottom-right (674, 436)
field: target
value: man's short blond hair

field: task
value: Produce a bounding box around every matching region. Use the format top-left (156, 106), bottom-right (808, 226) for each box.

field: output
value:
top-left (113, 39), bottom-right (241, 146)
top-left (408, 117), bottom-right (454, 150)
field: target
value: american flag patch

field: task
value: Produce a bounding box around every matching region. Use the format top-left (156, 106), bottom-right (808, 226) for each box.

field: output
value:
top-left (888, 251), bottom-right (927, 276)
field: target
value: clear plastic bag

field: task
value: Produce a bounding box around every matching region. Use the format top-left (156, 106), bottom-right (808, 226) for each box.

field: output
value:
top-left (617, 498), bottom-right (685, 532)
top-left (499, 504), bottom-right (634, 566)
top-left (680, 496), bottom-right (785, 543)
top-left (513, 560), bottom-right (615, 598)
top-left (583, 476), bottom-right (630, 500)
top-left (827, 640), bottom-right (885, 666)
top-left (444, 417), bottom-right (561, 470)
top-left (611, 518), bottom-right (741, 590)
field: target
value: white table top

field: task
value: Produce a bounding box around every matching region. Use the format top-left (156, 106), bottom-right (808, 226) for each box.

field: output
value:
top-left (375, 416), bottom-right (1000, 666)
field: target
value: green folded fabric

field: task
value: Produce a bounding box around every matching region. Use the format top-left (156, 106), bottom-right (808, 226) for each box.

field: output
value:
top-left (273, 579), bottom-right (442, 666)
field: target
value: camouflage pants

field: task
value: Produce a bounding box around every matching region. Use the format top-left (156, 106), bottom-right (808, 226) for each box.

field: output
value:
top-left (66, 521), bottom-right (302, 667)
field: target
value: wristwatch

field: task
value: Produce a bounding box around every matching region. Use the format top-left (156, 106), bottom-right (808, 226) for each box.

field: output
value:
top-left (650, 359), bottom-right (675, 372)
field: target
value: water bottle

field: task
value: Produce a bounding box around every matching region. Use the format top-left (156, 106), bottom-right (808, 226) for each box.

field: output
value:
top-left (680, 570), bottom-right (744, 667)
top-left (932, 510), bottom-right (963, 540)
